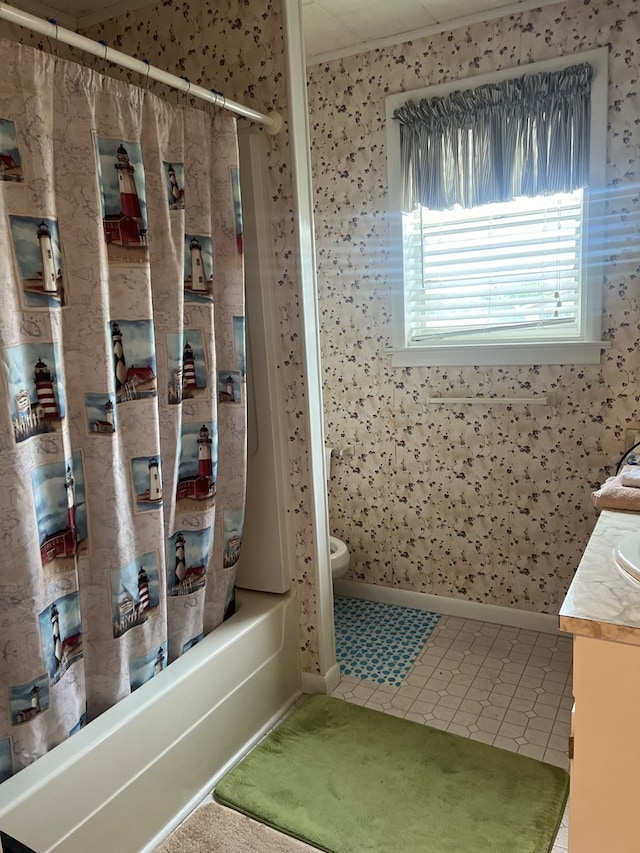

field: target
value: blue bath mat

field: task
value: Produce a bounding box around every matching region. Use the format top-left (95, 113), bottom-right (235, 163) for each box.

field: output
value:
top-left (334, 596), bottom-right (441, 685)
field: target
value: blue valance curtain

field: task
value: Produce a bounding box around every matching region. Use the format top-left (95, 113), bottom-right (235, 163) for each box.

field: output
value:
top-left (0, 39), bottom-right (246, 780)
top-left (393, 63), bottom-right (593, 212)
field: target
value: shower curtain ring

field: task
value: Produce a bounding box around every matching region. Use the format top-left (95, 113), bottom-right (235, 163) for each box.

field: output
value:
top-left (180, 76), bottom-right (191, 101)
top-left (210, 88), bottom-right (225, 120)
top-left (142, 59), bottom-right (151, 89)
top-left (99, 40), bottom-right (108, 72)
top-left (47, 19), bottom-right (59, 64)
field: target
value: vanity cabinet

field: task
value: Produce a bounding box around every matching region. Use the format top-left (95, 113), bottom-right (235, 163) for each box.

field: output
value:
top-left (559, 509), bottom-right (640, 853)
top-left (568, 634), bottom-right (640, 852)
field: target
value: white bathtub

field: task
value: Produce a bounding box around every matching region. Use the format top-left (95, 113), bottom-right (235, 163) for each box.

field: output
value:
top-left (0, 589), bottom-right (300, 853)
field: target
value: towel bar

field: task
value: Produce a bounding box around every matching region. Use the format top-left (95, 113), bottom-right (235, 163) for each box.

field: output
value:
top-left (427, 394), bottom-right (556, 406)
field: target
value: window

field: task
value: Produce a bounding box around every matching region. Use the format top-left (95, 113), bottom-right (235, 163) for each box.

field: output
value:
top-left (404, 190), bottom-right (583, 342)
top-left (386, 49), bottom-right (609, 367)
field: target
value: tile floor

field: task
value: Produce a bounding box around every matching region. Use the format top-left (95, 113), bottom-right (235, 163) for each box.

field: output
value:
top-left (173, 600), bottom-right (572, 852)
top-left (331, 601), bottom-right (572, 852)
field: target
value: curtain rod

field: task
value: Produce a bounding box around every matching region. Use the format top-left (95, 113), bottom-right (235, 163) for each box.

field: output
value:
top-left (0, 1), bottom-right (282, 134)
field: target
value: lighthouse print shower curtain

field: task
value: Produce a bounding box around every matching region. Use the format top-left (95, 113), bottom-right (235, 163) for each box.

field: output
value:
top-left (0, 39), bottom-right (247, 779)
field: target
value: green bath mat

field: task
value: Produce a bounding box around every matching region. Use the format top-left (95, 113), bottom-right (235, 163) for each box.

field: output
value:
top-left (215, 695), bottom-right (569, 853)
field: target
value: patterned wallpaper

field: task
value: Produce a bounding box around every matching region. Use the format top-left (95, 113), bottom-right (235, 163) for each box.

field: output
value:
top-left (308, 0), bottom-right (640, 614)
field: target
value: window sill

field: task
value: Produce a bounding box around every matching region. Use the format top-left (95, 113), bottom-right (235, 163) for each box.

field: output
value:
top-left (388, 340), bottom-right (610, 368)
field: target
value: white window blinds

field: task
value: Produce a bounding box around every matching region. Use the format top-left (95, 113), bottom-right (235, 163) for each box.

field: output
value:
top-left (402, 191), bottom-right (584, 343)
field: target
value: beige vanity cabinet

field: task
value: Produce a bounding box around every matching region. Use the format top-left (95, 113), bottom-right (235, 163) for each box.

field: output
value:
top-left (567, 633), bottom-right (640, 852)
top-left (559, 510), bottom-right (640, 853)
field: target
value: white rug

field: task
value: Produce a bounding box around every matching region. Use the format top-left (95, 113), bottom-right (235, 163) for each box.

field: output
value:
top-left (156, 801), bottom-right (319, 852)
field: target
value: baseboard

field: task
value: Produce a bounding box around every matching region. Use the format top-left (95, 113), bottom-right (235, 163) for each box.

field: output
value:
top-left (301, 662), bottom-right (341, 695)
top-left (333, 580), bottom-right (566, 636)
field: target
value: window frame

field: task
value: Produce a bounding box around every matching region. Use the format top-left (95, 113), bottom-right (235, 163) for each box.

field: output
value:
top-left (385, 48), bottom-right (610, 367)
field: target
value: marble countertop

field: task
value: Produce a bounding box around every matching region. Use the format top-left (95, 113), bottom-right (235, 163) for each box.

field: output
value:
top-left (560, 509), bottom-right (640, 644)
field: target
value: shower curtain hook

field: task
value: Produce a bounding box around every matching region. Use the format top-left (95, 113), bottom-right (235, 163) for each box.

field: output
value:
top-left (47, 19), bottom-right (59, 64)
top-left (98, 40), bottom-right (108, 73)
top-left (142, 59), bottom-right (151, 90)
top-left (180, 76), bottom-right (191, 103)
top-left (210, 88), bottom-right (226, 121)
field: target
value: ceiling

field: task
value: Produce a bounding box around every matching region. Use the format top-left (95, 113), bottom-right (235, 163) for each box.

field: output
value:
top-left (301, 0), bottom-right (560, 63)
top-left (8, 0), bottom-right (562, 64)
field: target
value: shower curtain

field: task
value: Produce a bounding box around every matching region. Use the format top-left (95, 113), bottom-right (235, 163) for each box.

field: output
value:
top-left (0, 39), bottom-right (246, 780)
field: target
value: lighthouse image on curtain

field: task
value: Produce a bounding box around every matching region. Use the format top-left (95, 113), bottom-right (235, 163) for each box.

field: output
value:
top-left (176, 421), bottom-right (217, 505)
top-left (109, 319), bottom-right (157, 403)
top-left (8, 215), bottom-right (65, 307)
top-left (94, 135), bottom-right (149, 264)
top-left (163, 161), bottom-right (185, 209)
top-left (9, 674), bottom-right (49, 725)
top-left (130, 455), bottom-right (163, 512)
top-left (166, 329), bottom-right (207, 405)
top-left (31, 450), bottom-right (88, 573)
top-left (129, 641), bottom-right (167, 692)
top-left (223, 508), bottom-right (244, 568)
top-left (85, 392), bottom-right (116, 435)
top-left (38, 592), bottom-right (83, 686)
top-left (110, 552), bottom-right (160, 639)
top-left (182, 633), bottom-right (204, 654)
top-left (166, 527), bottom-right (212, 597)
top-left (69, 712), bottom-right (87, 736)
top-left (218, 370), bottom-right (241, 404)
top-left (0, 119), bottom-right (23, 182)
top-left (183, 233), bottom-right (214, 302)
top-left (2, 341), bottom-right (65, 444)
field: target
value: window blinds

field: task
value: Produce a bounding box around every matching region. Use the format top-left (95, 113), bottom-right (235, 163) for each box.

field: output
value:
top-left (402, 191), bottom-right (584, 342)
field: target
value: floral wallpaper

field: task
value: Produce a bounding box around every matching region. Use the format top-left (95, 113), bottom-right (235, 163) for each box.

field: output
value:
top-left (308, 0), bottom-right (640, 614)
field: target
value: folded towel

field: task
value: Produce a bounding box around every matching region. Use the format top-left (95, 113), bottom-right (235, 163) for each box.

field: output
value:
top-left (621, 467), bottom-right (640, 489)
top-left (592, 469), bottom-right (640, 511)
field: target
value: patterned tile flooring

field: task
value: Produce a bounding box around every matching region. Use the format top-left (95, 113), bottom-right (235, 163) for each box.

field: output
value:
top-left (331, 600), bottom-right (572, 852)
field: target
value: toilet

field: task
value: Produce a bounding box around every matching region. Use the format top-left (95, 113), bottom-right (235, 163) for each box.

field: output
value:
top-left (325, 447), bottom-right (351, 580)
top-left (329, 535), bottom-right (350, 580)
